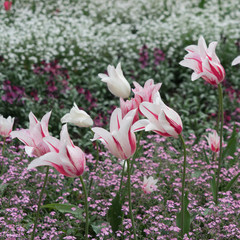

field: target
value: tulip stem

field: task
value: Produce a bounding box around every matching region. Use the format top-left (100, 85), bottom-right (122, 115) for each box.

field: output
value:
top-left (215, 84), bottom-right (224, 205)
top-left (88, 141), bottom-right (100, 195)
top-left (80, 175), bottom-right (89, 240)
top-left (127, 158), bottom-right (137, 240)
top-left (130, 131), bottom-right (142, 173)
top-left (179, 134), bottom-right (187, 238)
top-left (31, 166), bottom-right (49, 240)
top-left (119, 160), bottom-right (126, 193)
top-left (1, 137), bottom-right (6, 175)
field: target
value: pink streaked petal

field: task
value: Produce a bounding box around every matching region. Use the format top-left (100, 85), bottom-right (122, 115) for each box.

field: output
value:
top-left (164, 111), bottom-right (182, 135)
top-left (185, 44), bottom-right (199, 53)
top-left (91, 127), bottom-right (119, 156)
top-left (27, 152), bottom-right (60, 170)
top-left (110, 108), bottom-right (122, 132)
top-left (44, 136), bottom-right (60, 153)
top-left (198, 36), bottom-right (208, 59)
top-left (60, 124), bottom-right (74, 147)
top-left (66, 146), bottom-right (86, 176)
top-left (29, 112), bottom-right (39, 131)
top-left (10, 129), bottom-right (34, 146)
top-left (158, 111), bottom-right (179, 138)
top-left (40, 111), bottom-right (51, 137)
top-left (25, 146), bottom-right (34, 156)
top-left (179, 58), bottom-right (202, 72)
top-left (115, 109), bottom-right (136, 158)
top-left (132, 119), bottom-right (149, 132)
top-left (207, 41), bottom-right (219, 62)
top-left (140, 102), bottom-right (159, 121)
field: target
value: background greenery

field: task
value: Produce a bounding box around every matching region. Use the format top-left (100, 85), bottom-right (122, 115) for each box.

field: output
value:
top-left (0, 0), bottom-right (239, 146)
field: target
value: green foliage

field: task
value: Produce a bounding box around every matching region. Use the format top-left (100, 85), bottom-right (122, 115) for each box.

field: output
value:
top-left (176, 192), bottom-right (191, 236)
top-left (107, 192), bottom-right (124, 234)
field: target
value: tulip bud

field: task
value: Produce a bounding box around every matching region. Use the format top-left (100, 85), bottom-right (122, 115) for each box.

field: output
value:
top-left (61, 103), bottom-right (93, 127)
top-left (4, 1), bottom-right (12, 11)
top-left (98, 63), bottom-right (131, 99)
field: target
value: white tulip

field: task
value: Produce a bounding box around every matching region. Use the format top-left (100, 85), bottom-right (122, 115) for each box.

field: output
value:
top-left (98, 62), bottom-right (131, 99)
top-left (61, 103), bottom-right (93, 128)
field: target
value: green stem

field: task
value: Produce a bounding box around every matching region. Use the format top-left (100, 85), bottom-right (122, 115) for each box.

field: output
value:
top-left (2, 137), bottom-right (6, 157)
top-left (215, 84), bottom-right (224, 205)
top-left (179, 134), bottom-right (187, 238)
top-left (88, 141), bottom-right (100, 195)
top-left (31, 166), bottom-right (49, 240)
top-left (127, 158), bottom-right (137, 240)
top-left (130, 131), bottom-right (142, 173)
top-left (80, 175), bottom-right (89, 240)
top-left (119, 160), bottom-right (126, 193)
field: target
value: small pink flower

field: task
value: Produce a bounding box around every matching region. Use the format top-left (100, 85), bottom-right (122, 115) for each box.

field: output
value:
top-left (11, 111), bottom-right (52, 157)
top-left (0, 115), bottom-right (14, 138)
top-left (142, 176), bottom-right (158, 194)
top-left (91, 108), bottom-right (137, 160)
top-left (205, 130), bottom-right (221, 153)
top-left (133, 92), bottom-right (183, 138)
top-left (27, 124), bottom-right (86, 178)
top-left (4, 1), bottom-right (12, 11)
top-left (179, 36), bottom-right (225, 85)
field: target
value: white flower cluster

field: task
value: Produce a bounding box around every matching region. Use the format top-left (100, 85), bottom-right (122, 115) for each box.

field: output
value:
top-left (0, 0), bottom-right (239, 71)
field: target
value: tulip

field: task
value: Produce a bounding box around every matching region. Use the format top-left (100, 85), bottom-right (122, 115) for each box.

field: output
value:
top-left (232, 56), bottom-right (240, 66)
top-left (61, 102), bottom-right (93, 127)
top-left (133, 92), bottom-right (182, 138)
top-left (91, 108), bottom-right (137, 160)
top-left (205, 130), bottom-right (221, 153)
top-left (132, 79), bottom-right (162, 104)
top-left (179, 36), bottom-right (225, 85)
top-left (11, 111), bottom-right (52, 157)
top-left (142, 176), bottom-right (158, 194)
top-left (120, 97), bottom-right (139, 124)
top-left (4, 1), bottom-right (12, 11)
top-left (28, 124), bottom-right (86, 177)
top-left (0, 115), bottom-right (14, 138)
top-left (98, 63), bottom-right (131, 99)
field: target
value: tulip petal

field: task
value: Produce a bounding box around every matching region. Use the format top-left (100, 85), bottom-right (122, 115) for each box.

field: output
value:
top-left (110, 108), bottom-right (122, 132)
top-left (232, 56), bottom-right (240, 66)
top-left (41, 111), bottom-right (51, 137)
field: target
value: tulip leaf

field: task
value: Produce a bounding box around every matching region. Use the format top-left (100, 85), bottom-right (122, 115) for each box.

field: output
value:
top-left (203, 149), bottom-right (210, 165)
top-left (107, 192), bottom-right (124, 234)
top-left (222, 125), bottom-right (237, 159)
top-left (210, 175), bottom-right (217, 201)
top-left (176, 192), bottom-right (191, 235)
top-left (41, 203), bottom-right (84, 219)
top-left (225, 172), bottom-right (240, 191)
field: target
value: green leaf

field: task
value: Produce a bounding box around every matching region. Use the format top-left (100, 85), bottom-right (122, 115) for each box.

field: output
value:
top-left (225, 172), bottom-right (240, 191)
top-left (176, 192), bottom-right (191, 235)
top-left (203, 149), bottom-right (210, 165)
top-left (210, 175), bottom-right (217, 201)
top-left (222, 125), bottom-right (237, 159)
top-left (107, 192), bottom-right (123, 233)
top-left (41, 203), bottom-right (84, 219)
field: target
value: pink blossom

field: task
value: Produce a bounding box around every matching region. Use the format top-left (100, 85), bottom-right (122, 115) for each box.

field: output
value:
top-left (11, 112), bottom-right (52, 157)
top-left (91, 108), bottom-right (137, 160)
top-left (27, 124), bottom-right (86, 177)
top-left (179, 36), bottom-right (225, 85)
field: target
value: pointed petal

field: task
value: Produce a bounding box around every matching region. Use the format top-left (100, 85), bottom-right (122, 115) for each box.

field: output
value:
top-left (232, 56), bottom-right (240, 66)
